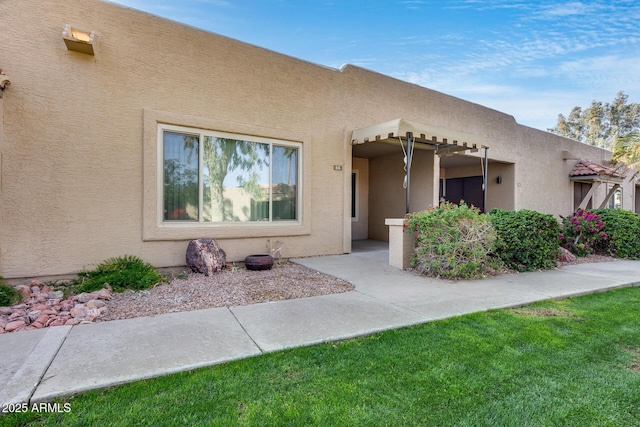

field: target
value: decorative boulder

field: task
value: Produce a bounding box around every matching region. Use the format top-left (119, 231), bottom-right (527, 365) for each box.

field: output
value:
top-left (558, 247), bottom-right (577, 263)
top-left (186, 238), bottom-right (227, 276)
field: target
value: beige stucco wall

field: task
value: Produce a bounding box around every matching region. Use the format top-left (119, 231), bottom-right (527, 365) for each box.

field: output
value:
top-left (368, 150), bottom-right (438, 241)
top-left (0, 0), bottom-right (348, 277)
top-left (486, 162), bottom-right (516, 211)
top-left (1, 0), bottom-right (636, 278)
top-left (351, 157), bottom-right (369, 240)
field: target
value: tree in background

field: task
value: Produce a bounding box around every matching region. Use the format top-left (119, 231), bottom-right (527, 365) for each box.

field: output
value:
top-left (549, 91), bottom-right (640, 149)
top-left (611, 132), bottom-right (640, 176)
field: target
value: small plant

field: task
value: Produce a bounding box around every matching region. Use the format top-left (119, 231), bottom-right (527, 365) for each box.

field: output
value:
top-left (75, 255), bottom-right (162, 293)
top-left (266, 239), bottom-right (284, 264)
top-left (226, 262), bottom-right (241, 273)
top-left (0, 278), bottom-right (21, 307)
top-left (405, 200), bottom-right (501, 279)
top-left (559, 209), bottom-right (607, 256)
top-left (489, 209), bottom-right (560, 272)
top-left (174, 271), bottom-right (189, 280)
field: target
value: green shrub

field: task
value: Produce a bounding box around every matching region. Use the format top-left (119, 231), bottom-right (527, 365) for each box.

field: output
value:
top-left (489, 209), bottom-right (560, 272)
top-left (75, 255), bottom-right (163, 293)
top-left (0, 280), bottom-right (21, 307)
top-left (405, 200), bottom-right (501, 279)
top-left (559, 209), bottom-right (607, 256)
top-left (590, 209), bottom-right (640, 259)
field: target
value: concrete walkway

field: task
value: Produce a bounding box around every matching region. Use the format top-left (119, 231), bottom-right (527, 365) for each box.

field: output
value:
top-left (2, 242), bottom-right (639, 406)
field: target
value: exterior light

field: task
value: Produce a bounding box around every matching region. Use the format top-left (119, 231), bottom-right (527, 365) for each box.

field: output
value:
top-left (62, 24), bottom-right (95, 55)
top-left (0, 70), bottom-right (9, 98)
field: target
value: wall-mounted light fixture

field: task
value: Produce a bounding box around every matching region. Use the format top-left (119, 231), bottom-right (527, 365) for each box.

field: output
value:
top-left (496, 176), bottom-right (503, 184)
top-left (0, 75), bottom-right (9, 99)
top-left (62, 24), bottom-right (95, 55)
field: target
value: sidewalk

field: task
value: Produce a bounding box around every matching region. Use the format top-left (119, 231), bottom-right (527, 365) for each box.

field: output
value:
top-left (2, 244), bottom-right (639, 406)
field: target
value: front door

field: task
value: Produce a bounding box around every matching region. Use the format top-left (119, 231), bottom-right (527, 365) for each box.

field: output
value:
top-left (441, 176), bottom-right (484, 212)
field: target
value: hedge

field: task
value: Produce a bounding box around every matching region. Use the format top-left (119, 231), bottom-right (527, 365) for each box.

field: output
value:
top-left (489, 209), bottom-right (560, 272)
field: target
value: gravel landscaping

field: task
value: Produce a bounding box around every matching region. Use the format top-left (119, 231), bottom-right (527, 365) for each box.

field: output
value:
top-left (101, 261), bottom-right (355, 321)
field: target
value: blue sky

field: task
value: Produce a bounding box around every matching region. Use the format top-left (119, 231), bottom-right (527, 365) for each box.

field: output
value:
top-left (108, 0), bottom-right (640, 131)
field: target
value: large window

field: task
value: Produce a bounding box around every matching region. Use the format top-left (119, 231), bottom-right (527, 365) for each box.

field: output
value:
top-left (161, 125), bottom-right (300, 223)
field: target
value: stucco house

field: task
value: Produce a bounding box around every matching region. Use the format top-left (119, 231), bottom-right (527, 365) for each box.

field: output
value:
top-left (1, 0), bottom-right (638, 279)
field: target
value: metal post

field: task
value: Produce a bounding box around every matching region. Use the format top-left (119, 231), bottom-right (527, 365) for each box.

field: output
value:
top-left (405, 132), bottom-right (412, 214)
top-left (483, 146), bottom-right (489, 213)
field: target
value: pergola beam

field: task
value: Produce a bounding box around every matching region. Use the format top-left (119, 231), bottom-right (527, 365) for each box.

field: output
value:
top-left (577, 181), bottom-right (601, 211)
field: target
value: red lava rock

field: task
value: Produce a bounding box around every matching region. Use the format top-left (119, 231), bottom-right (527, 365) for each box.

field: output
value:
top-left (76, 293), bottom-right (94, 303)
top-left (15, 286), bottom-right (31, 301)
top-left (87, 300), bottom-right (106, 309)
top-left (9, 310), bottom-right (27, 319)
top-left (1, 282), bottom-right (111, 333)
top-left (17, 290), bottom-right (30, 301)
top-left (28, 310), bottom-right (42, 322)
top-left (86, 308), bottom-right (101, 322)
top-left (5, 320), bottom-right (26, 332)
top-left (97, 289), bottom-right (113, 300)
top-left (47, 291), bottom-right (64, 300)
top-left (46, 318), bottom-right (64, 327)
top-left (558, 247), bottom-right (577, 263)
top-left (35, 314), bottom-right (50, 324)
top-left (60, 301), bottom-right (74, 311)
top-left (70, 304), bottom-right (88, 319)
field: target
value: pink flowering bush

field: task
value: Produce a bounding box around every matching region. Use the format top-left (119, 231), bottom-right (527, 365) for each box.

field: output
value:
top-left (559, 209), bottom-right (607, 256)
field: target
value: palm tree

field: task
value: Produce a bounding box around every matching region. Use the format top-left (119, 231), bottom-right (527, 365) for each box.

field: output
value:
top-left (611, 132), bottom-right (640, 178)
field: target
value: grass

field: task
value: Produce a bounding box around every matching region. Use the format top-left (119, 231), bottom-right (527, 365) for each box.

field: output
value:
top-left (3, 287), bottom-right (640, 427)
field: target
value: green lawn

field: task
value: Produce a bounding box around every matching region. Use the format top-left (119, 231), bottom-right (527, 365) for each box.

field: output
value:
top-left (3, 287), bottom-right (640, 427)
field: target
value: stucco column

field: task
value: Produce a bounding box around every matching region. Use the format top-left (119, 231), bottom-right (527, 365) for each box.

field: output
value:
top-left (432, 154), bottom-right (441, 206)
top-left (0, 88), bottom-right (4, 275)
top-left (385, 218), bottom-right (415, 269)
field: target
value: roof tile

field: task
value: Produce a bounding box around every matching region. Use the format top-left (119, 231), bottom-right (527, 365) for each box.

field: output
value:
top-left (569, 160), bottom-right (625, 178)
